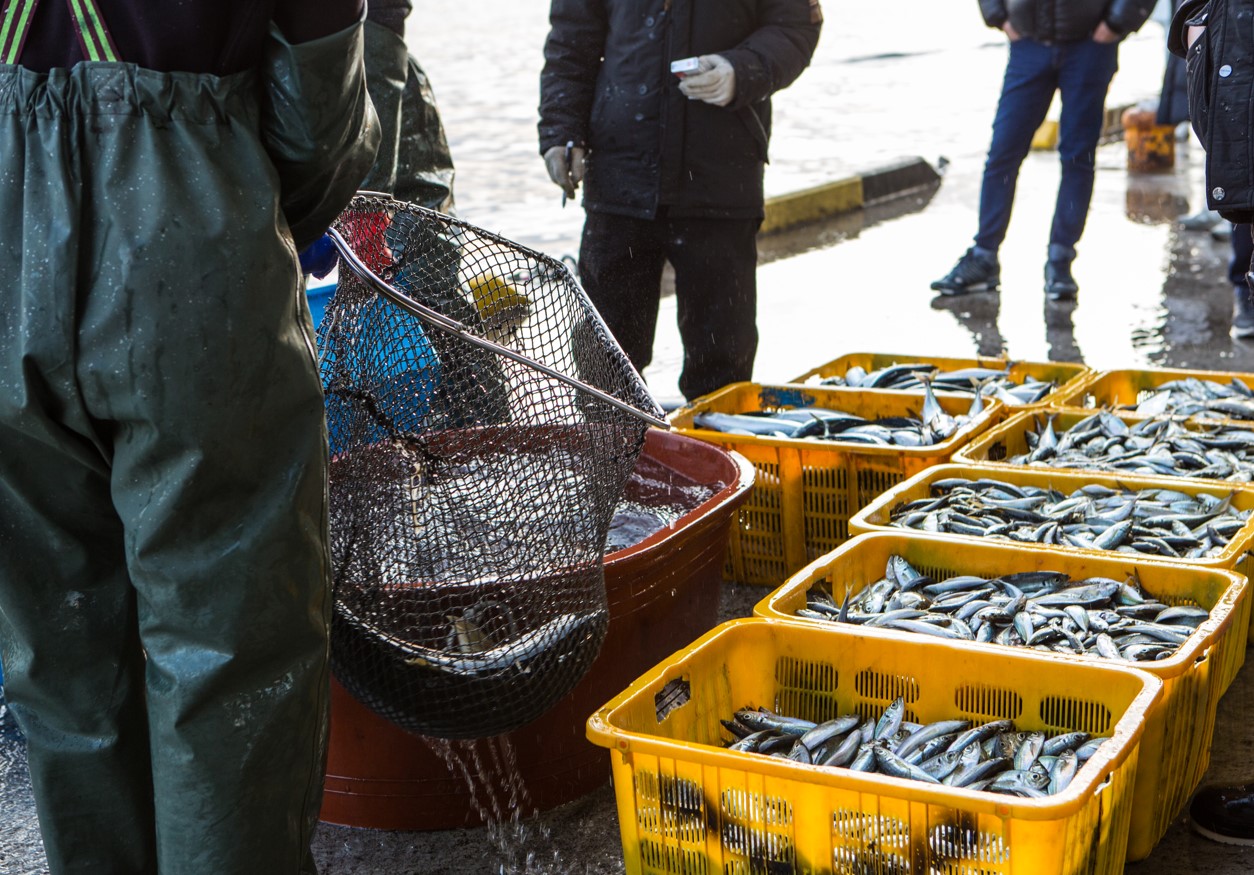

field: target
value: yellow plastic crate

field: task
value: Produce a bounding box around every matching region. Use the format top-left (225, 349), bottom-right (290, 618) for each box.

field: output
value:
top-left (851, 463), bottom-right (1254, 649)
top-left (955, 409), bottom-right (1254, 647)
top-left (1054, 365), bottom-right (1254, 420)
top-left (951, 407), bottom-right (1248, 475)
top-left (754, 532), bottom-right (1247, 862)
top-left (587, 617), bottom-right (1162, 875)
top-left (667, 383), bottom-right (1002, 586)
top-left (788, 352), bottom-right (1091, 411)
top-left (850, 463), bottom-right (1254, 570)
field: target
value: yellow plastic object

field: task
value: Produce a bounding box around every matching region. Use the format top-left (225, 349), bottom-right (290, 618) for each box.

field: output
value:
top-left (953, 406), bottom-right (1254, 641)
top-left (787, 352), bottom-right (1091, 410)
top-left (1031, 118), bottom-right (1059, 150)
top-left (587, 617), bottom-right (1162, 875)
top-left (850, 463), bottom-right (1254, 570)
top-left (850, 462), bottom-right (1254, 641)
top-left (1053, 366), bottom-right (1254, 421)
top-left (666, 383), bottom-right (1003, 587)
top-left (466, 273), bottom-right (532, 340)
top-left (754, 532), bottom-right (1247, 862)
top-left (1121, 107), bottom-right (1175, 173)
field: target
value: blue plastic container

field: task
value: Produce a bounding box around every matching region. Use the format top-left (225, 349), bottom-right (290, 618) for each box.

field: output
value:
top-left (307, 279), bottom-right (337, 330)
top-left (315, 283), bottom-right (442, 453)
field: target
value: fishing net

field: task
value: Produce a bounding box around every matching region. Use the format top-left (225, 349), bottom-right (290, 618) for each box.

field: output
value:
top-left (320, 194), bottom-right (664, 739)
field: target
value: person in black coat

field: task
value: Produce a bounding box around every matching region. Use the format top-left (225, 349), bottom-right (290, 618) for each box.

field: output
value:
top-left (538, 0), bottom-right (821, 401)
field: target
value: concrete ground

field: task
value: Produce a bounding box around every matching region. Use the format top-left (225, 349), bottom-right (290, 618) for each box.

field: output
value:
top-left (5, 134), bottom-right (1254, 875)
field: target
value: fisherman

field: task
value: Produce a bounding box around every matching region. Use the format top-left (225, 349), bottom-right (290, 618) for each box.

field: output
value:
top-left (538, 0), bottom-right (822, 402)
top-left (0, 3), bottom-right (378, 872)
top-left (931, 0), bottom-right (1157, 301)
top-left (1170, 0), bottom-right (1254, 845)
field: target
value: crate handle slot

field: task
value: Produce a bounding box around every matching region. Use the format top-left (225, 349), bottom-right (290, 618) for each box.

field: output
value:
top-left (655, 677), bottom-right (691, 723)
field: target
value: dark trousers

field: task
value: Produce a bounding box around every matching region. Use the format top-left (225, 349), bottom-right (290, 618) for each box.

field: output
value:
top-left (578, 211), bottom-right (760, 401)
top-left (1230, 224), bottom-right (1254, 287)
top-left (976, 37), bottom-right (1119, 254)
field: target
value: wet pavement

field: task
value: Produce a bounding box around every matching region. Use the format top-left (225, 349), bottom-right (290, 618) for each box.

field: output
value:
top-left (5, 9), bottom-right (1254, 875)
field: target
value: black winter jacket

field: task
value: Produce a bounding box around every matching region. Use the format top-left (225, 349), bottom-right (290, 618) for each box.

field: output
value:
top-left (538, 0), bottom-right (821, 220)
top-left (978, 0), bottom-right (1155, 43)
top-left (1171, 0), bottom-right (1254, 222)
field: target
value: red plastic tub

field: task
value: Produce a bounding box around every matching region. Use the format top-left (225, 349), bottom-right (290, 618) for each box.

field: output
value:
top-left (320, 427), bottom-right (755, 830)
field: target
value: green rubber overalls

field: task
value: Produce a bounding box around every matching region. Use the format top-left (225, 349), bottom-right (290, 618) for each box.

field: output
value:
top-left (0, 3), bottom-right (378, 873)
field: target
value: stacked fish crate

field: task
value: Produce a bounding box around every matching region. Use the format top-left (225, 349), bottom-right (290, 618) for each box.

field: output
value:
top-left (754, 531), bottom-right (1246, 862)
top-left (665, 354), bottom-right (1087, 587)
top-left (590, 357), bottom-right (1254, 874)
top-left (828, 364), bottom-right (1254, 859)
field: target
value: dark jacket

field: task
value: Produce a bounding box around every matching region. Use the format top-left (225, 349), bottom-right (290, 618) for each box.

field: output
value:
top-left (1171, 0), bottom-right (1254, 222)
top-left (978, 0), bottom-right (1155, 43)
top-left (538, 0), bottom-right (821, 220)
top-left (20, 1), bottom-right (364, 74)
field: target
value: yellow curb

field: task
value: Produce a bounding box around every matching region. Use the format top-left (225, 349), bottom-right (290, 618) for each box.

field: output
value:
top-left (761, 177), bottom-right (863, 235)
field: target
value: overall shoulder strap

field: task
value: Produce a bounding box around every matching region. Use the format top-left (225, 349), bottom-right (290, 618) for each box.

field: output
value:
top-left (65, 0), bottom-right (119, 62)
top-left (0, 0), bottom-right (42, 64)
top-left (0, 0), bottom-right (118, 64)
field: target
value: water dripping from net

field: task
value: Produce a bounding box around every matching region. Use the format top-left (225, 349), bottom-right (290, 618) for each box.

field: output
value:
top-left (421, 736), bottom-right (596, 874)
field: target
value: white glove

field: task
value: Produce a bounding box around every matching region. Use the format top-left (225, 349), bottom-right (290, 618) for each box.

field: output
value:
top-left (543, 144), bottom-right (587, 199)
top-left (678, 54), bottom-right (736, 107)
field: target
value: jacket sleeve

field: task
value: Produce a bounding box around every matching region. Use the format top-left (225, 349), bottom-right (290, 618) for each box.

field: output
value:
top-left (1105, 0), bottom-right (1158, 35)
top-left (538, 0), bottom-right (608, 155)
top-left (261, 15), bottom-right (381, 251)
top-left (978, 1), bottom-right (1008, 28)
top-left (720, 0), bottom-right (822, 109)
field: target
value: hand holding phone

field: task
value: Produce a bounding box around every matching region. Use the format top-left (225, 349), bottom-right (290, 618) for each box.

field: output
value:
top-left (670, 57), bottom-right (708, 78)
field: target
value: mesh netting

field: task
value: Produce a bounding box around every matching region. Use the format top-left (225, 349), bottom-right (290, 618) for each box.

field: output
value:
top-left (320, 194), bottom-right (663, 739)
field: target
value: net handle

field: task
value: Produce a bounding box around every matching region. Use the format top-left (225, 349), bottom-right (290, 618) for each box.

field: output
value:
top-left (325, 227), bottom-right (671, 430)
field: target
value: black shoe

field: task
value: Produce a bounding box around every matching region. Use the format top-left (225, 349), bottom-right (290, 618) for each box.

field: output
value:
top-left (930, 248), bottom-right (1000, 296)
top-left (1044, 260), bottom-right (1079, 301)
top-left (1189, 783), bottom-right (1254, 846)
top-left (1235, 282), bottom-right (1254, 339)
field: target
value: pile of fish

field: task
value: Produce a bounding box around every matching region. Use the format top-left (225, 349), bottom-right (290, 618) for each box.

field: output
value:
top-left (1121, 377), bottom-right (1254, 420)
top-left (722, 697), bottom-right (1107, 797)
top-left (1003, 411), bottom-right (1254, 482)
top-left (693, 379), bottom-right (985, 446)
top-left (795, 554), bottom-right (1207, 661)
top-left (887, 476), bottom-right (1251, 559)
top-left (815, 361), bottom-right (1057, 405)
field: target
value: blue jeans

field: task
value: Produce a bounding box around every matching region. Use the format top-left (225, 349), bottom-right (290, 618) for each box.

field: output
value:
top-left (975, 37), bottom-right (1119, 256)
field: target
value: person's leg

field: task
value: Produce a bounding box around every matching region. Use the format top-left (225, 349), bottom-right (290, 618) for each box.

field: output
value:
top-left (0, 68), bottom-right (162, 875)
top-left (577, 211), bottom-right (667, 374)
top-left (1229, 223), bottom-right (1253, 287)
top-left (69, 71), bottom-right (327, 874)
top-left (933, 39), bottom-right (1057, 295)
top-left (1232, 224), bottom-right (1254, 338)
top-left (666, 217), bottom-right (760, 401)
top-left (0, 289), bottom-right (158, 875)
top-left (1050, 37), bottom-right (1119, 255)
top-left (974, 38), bottom-right (1060, 253)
